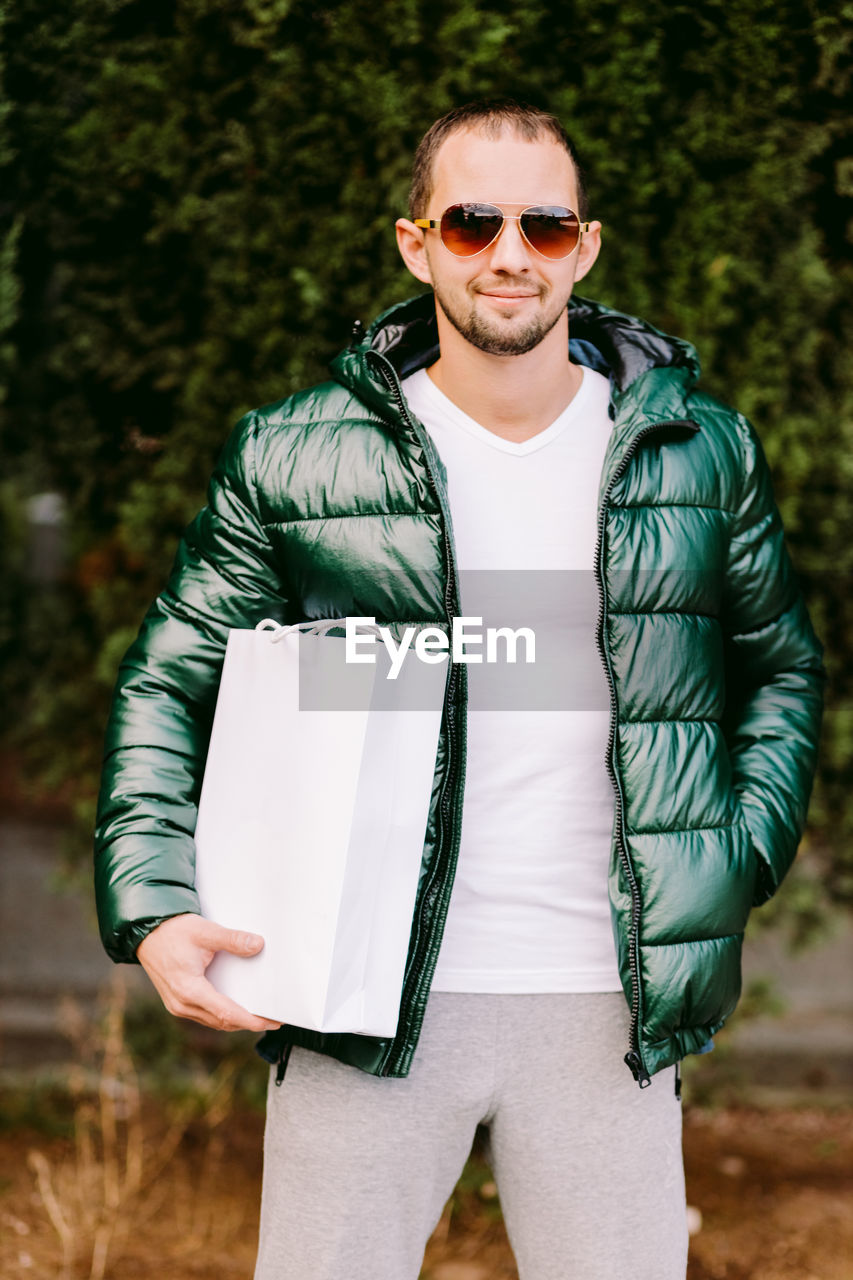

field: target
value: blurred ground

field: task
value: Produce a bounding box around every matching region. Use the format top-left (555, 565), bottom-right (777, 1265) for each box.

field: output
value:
top-left (1, 1099), bottom-right (851, 1279)
top-left (1, 818), bottom-right (852, 1278)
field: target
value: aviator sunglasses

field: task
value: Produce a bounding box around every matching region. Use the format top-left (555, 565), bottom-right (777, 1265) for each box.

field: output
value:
top-left (414, 202), bottom-right (591, 260)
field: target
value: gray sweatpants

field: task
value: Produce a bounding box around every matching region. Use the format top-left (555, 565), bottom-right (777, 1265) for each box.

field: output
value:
top-left (254, 992), bottom-right (687, 1280)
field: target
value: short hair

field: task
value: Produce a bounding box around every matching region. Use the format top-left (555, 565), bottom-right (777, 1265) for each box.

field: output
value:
top-left (408, 98), bottom-right (589, 222)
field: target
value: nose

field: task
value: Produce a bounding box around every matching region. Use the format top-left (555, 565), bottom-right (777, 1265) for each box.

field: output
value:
top-left (486, 216), bottom-right (532, 273)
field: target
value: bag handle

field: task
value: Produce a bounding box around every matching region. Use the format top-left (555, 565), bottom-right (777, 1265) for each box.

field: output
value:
top-left (256, 618), bottom-right (382, 643)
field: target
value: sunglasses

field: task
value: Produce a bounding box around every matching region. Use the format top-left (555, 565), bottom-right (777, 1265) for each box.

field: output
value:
top-left (414, 203), bottom-right (591, 260)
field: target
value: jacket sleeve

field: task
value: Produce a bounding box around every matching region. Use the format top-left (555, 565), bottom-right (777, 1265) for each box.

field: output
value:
top-left (721, 414), bottom-right (824, 905)
top-left (94, 411), bottom-right (288, 961)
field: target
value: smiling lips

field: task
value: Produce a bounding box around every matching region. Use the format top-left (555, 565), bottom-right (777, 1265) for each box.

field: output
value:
top-left (473, 275), bottom-right (544, 301)
top-left (476, 288), bottom-right (542, 303)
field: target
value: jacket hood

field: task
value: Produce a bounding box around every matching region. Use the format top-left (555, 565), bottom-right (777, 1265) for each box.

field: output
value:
top-left (329, 292), bottom-right (701, 423)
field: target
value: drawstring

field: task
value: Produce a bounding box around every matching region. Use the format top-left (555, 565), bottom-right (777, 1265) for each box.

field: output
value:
top-left (275, 1043), bottom-right (293, 1087)
top-left (674, 1060), bottom-right (682, 1101)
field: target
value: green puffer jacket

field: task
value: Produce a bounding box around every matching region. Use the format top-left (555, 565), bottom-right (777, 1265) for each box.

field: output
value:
top-left (95, 292), bottom-right (823, 1085)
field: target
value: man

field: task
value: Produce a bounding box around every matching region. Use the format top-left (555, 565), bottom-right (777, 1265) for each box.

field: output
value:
top-left (95, 100), bottom-right (823, 1279)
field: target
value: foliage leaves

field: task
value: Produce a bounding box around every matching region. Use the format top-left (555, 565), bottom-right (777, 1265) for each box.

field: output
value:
top-left (1, 0), bottom-right (851, 906)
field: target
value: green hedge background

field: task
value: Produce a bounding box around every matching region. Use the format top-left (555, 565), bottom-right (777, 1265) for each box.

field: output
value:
top-left (1, 0), bottom-right (850, 919)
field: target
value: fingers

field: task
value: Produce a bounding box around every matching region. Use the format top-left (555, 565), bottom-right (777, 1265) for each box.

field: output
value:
top-left (161, 975), bottom-right (281, 1033)
top-left (191, 918), bottom-right (266, 957)
top-left (136, 914), bottom-right (281, 1033)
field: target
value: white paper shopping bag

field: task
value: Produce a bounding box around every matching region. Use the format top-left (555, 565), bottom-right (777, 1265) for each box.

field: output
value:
top-left (193, 619), bottom-right (447, 1037)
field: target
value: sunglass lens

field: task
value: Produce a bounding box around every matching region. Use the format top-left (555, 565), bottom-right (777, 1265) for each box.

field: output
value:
top-left (440, 204), bottom-right (503, 257)
top-left (521, 206), bottom-right (580, 258)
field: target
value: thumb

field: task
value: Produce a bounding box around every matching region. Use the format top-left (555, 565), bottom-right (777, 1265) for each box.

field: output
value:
top-left (201, 921), bottom-right (265, 956)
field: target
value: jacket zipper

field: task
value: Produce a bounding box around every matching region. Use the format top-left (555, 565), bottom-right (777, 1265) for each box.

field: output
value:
top-left (362, 345), bottom-right (695, 1085)
top-left (368, 352), bottom-right (464, 1077)
top-left (594, 418), bottom-right (699, 1089)
top-left (274, 1042), bottom-right (293, 1086)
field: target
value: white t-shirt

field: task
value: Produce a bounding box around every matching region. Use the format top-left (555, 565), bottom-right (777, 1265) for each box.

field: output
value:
top-left (401, 364), bottom-right (622, 993)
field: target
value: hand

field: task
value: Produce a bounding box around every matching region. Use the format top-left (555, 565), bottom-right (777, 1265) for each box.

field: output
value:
top-left (136, 914), bottom-right (282, 1033)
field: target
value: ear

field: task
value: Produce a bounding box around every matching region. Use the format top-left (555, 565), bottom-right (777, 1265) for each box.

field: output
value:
top-left (572, 220), bottom-right (603, 285)
top-left (396, 217), bottom-right (434, 286)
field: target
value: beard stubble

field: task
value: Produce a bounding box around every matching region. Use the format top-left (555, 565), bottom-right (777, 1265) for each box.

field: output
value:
top-left (433, 280), bottom-right (566, 356)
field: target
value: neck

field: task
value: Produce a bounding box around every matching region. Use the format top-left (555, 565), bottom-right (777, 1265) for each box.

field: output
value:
top-left (427, 309), bottom-right (582, 442)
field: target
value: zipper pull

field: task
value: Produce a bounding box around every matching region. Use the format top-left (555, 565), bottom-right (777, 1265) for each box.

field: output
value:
top-left (624, 1050), bottom-right (651, 1088)
top-left (275, 1043), bottom-right (293, 1086)
top-left (350, 318), bottom-right (365, 348)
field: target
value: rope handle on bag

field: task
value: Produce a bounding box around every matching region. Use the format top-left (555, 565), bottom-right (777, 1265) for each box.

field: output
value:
top-left (255, 618), bottom-right (383, 643)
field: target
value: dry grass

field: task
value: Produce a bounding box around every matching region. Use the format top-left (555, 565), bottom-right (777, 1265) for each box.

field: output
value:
top-left (2, 997), bottom-right (850, 1279)
top-left (17, 977), bottom-right (247, 1279)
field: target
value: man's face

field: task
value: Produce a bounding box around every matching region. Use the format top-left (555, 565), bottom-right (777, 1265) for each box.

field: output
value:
top-left (396, 128), bottom-right (600, 358)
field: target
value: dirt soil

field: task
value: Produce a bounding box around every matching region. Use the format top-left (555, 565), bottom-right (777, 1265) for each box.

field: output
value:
top-left (1, 1103), bottom-right (851, 1280)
